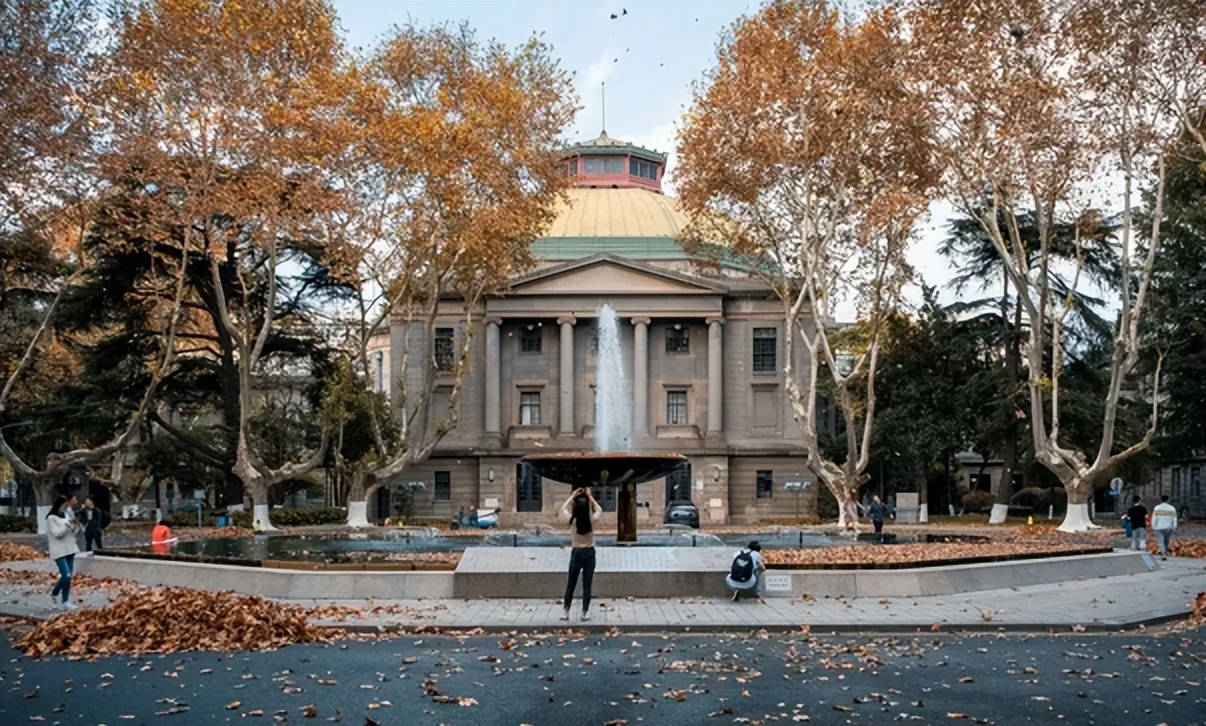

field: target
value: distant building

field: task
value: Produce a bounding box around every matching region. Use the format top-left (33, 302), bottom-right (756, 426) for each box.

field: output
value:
top-left (379, 132), bottom-right (832, 526)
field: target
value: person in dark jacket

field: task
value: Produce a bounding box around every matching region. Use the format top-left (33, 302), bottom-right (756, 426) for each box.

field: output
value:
top-left (867, 496), bottom-right (888, 538)
top-left (1126, 496), bottom-right (1148, 552)
top-left (81, 497), bottom-right (107, 552)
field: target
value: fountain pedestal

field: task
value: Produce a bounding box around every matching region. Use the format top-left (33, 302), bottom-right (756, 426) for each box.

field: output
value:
top-left (521, 452), bottom-right (688, 544)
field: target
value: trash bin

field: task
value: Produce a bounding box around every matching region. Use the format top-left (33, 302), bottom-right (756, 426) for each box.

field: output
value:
top-left (216, 516), bottom-right (228, 528)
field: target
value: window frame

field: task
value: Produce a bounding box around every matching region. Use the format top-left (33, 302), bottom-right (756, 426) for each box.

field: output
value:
top-left (756, 470), bottom-right (774, 499)
top-left (434, 327), bottom-right (455, 371)
top-left (433, 471), bottom-right (451, 502)
top-left (666, 390), bottom-right (688, 425)
top-left (665, 326), bottom-right (689, 354)
top-left (519, 326), bottom-right (542, 354)
top-left (752, 327), bottom-right (778, 374)
top-left (519, 391), bottom-right (542, 426)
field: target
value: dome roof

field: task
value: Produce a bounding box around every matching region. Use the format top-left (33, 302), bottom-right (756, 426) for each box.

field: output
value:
top-left (543, 187), bottom-right (689, 239)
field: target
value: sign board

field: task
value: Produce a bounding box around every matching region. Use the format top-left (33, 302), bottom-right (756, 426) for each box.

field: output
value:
top-left (193, 489), bottom-right (205, 501)
top-left (484, 497), bottom-right (499, 509)
top-left (1110, 477), bottom-right (1123, 494)
top-left (695, 478), bottom-right (704, 491)
top-left (783, 481), bottom-right (812, 491)
top-left (765, 573), bottom-right (793, 593)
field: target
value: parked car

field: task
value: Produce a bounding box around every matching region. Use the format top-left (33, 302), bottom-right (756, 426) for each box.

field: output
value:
top-left (663, 500), bottom-right (700, 529)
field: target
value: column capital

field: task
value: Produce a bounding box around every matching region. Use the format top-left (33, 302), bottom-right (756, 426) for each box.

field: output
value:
top-left (484, 316), bottom-right (503, 326)
top-left (630, 316), bottom-right (651, 326)
top-left (706, 316), bottom-right (726, 326)
top-left (557, 315), bottom-right (577, 326)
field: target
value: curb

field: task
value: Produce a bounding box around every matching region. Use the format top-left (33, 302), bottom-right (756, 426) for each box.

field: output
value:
top-left (313, 614), bottom-right (1194, 636)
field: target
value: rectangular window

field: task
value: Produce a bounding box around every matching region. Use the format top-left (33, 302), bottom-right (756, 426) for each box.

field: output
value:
top-left (519, 326), bottom-right (542, 353)
top-left (1172, 468), bottom-right (1182, 499)
top-left (583, 156), bottom-right (625, 174)
top-left (666, 390), bottom-right (688, 425)
top-left (520, 391), bottom-right (541, 425)
top-left (752, 327), bottom-right (777, 373)
top-left (629, 158), bottom-right (658, 180)
top-left (516, 462), bottom-right (543, 512)
top-left (434, 471), bottom-right (451, 502)
top-left (434, 327), bottom-right (454, 371)
top-left (665, 464), bottom-right (692, 504)
top-left (562, 159), bottom-right (578, 177)
top-left (665, 326), bottom-right (689, 354)
top-left (1192, 466), bottom-right (1202, 497)
top-left (756, 470), bottom-right (773, 499)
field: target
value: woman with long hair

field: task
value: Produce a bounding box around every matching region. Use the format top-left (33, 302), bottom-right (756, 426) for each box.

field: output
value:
top-left (560, 486), bottom-right (601, 621)
top-left (46, 494), bottom-right (82, 609)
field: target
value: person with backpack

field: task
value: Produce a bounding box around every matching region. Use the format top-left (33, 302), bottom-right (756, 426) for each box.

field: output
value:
top-left (560, 487), bottom-right (601, 621)
top-left (81, 496), bottom-right (109, 552)
top-left (1151, 494), bottom-right (1178, 560)
top-left (726, 541), bottom-right (766, 603)
top-left (46, 495), bottom-right (83, 609)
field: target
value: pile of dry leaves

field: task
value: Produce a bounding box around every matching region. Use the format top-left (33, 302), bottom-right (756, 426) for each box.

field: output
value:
top-left (18, 587), bottom-right (340, 657)
top-left (1150, 538), bottom-right (1206, 559)
top-left (0, 542), bottom-right (44, 562)
top-left (764, 542), bottom-right (1105, 568)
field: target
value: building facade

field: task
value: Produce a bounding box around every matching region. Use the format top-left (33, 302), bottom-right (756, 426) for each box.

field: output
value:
top-left (379, 133), bottom-right (827, 527)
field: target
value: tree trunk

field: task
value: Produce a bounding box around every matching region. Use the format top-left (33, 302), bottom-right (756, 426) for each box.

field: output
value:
top-left (990, 291), bottom-right (1024, 524)
top-left (832, 477), bottom-right (861, 530)
top-left (246, 479), bottom-right (277, 531)
top-left (1056, 476), bottom-right (1096, 532)
top-left (33, 473), bottom-right (59, 535)
top-left (345, 472), bottom-right (377, 528)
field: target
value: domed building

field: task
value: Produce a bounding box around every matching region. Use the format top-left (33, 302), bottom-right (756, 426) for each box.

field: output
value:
top-left (383, 133), bottom-right (827, 526)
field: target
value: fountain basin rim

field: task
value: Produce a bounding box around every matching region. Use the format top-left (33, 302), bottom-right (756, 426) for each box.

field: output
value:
top-left (521, 451), bottom-right (689, 487)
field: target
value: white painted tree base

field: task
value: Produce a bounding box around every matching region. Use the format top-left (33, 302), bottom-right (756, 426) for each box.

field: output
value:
top-left (346, 500), bottom-right (370, 528)
top-left (918, 507), bottom-right (929, 523)
top-left (1057, 502), bottom-right (1099, 532)
top-left (36, 504), bottom-right (51, 535)
top-left (252, 504), bottom-right (278, 532)
top-left (988, 503), bottom-right (1010, 524)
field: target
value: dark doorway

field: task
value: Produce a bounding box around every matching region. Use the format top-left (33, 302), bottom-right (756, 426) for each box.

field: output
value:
top-left (375, 486), bottom-right (390, 523)
top-left (595, 485), bottom-right (617, 512)
top-left (665, 463), bottom-right (692, 503)
top-left (516, 462), bottom-right (543, 512)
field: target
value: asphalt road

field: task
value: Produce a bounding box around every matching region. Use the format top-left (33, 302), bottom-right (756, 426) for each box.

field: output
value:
top-left (2, 628), bottom-right (1204, 725)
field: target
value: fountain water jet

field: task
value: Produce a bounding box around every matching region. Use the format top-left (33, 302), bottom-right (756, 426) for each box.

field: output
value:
top-left (522, 304), bottom-right (686, 543)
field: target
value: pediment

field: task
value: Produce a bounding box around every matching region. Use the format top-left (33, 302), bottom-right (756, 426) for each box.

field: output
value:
top-left (510, 256), bottom-right (724, 296)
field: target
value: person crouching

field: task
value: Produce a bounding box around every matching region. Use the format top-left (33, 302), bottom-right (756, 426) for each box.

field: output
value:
top-left (726, 541), bottom-right (766, 603)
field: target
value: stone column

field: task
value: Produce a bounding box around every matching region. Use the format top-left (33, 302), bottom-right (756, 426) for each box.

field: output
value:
top-left (558, 315), bottom-right (576, 435)
top-left (484, 317), bottom-right (501, 435)
top-left (707, 317), bottom-right (725, 434)
top-left (631, 316), bottom-right (650, 438)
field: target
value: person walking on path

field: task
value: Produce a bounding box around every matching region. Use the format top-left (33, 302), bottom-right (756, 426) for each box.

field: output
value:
top-left (1151, 495), bottom-right (1178, 560)
top-left (867, 496), bottom-right (888, 539)
top-left (1126, 496), bottom-right (1148, 552)
top-left (726, 541), bottom-right (766, 603)
top-left (46, 495), bottom-right (82, 609)
top-left (560, 487), bottom-right (601, 621)
top-left (81, 497), bottom-right (108, 552)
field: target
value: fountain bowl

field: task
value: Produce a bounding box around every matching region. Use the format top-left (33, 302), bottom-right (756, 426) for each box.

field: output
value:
top-left (521, 451), bottom-right (688, 487)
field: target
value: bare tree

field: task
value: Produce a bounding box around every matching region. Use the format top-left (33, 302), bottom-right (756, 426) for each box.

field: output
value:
top-left (325, 23), bottom-right (575, 526)
top-left (677, 0), bottom-right (937, 527)
top-left (912, 0), bottom-right (1206, 530)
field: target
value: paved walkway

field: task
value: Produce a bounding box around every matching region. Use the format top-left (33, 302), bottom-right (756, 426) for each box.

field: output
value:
top-left (3, 555), bottom-right (1202, 633)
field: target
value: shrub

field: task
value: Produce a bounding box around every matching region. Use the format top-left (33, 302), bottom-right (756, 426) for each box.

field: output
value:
top-left (816, 485), bottom-right (838, 520)
top-left (0, 515), bottom-right (36, 533)
top-left (267, 507), bottom-right (346, 527)
top-left (1010, 487), bottom-right (1046, 510)
top-left (962, 490), bottom-right (996, 514)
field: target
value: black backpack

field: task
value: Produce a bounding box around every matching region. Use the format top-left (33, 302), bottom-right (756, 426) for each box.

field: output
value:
top-left (730, 550), bottom-right (754, 583)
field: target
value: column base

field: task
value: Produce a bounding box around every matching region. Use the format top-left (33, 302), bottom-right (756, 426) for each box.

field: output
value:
top-left (617, 483), bottom-right (638, 543)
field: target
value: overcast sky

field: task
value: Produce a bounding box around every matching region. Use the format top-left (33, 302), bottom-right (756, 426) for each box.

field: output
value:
top-left (332, 0), bottom-right (967, 313)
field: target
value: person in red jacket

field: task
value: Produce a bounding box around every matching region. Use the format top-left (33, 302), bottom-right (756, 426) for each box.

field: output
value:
top-left (151, 518), bottom-right (176, 554)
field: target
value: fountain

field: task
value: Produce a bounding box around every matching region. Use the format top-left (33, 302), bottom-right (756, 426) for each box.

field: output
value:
top-left (522, 305), bottom-right (687, 543)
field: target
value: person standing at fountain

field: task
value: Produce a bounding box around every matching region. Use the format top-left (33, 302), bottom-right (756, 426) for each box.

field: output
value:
top-left (560, 487), bottom-right (601, 621)
top-left (868, 496), bottom-right (888, 539)
top-left (46, 495), bottom-right (82, 609)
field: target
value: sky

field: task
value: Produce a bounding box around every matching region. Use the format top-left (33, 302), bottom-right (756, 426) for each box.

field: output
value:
top-left (332, 0), bottom-right (967, 312)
